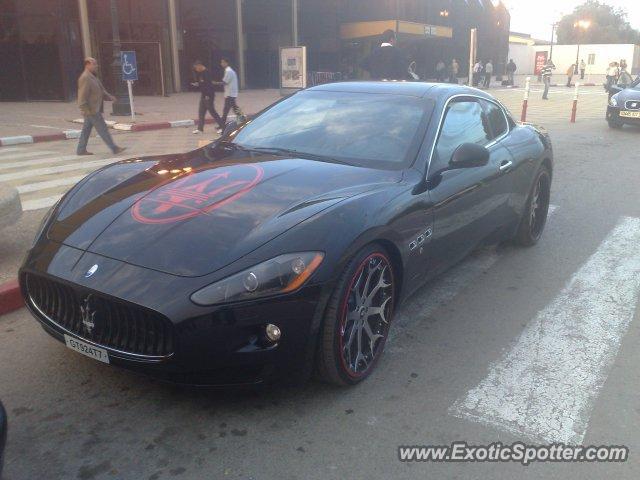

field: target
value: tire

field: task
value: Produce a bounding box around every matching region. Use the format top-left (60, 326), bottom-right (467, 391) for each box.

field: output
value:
top-left (316, 244), bottom-right (396, 386)
top-left (514, 165), bottom-right (551, 247)
top-left (608, 119), bottom-right (623, 129)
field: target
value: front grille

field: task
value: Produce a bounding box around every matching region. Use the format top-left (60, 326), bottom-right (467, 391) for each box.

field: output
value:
top-left (26, 273), bottom-right (174, 357)
top-left (625, 100), bottom-right (640, 110)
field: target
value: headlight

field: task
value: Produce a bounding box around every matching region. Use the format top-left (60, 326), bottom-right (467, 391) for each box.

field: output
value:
top-left (191, 252), bottom-right (324, 306)
top-left (609, 95), bottom-right (618, 107)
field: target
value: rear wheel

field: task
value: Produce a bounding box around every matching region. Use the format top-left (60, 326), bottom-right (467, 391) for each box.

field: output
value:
top-left (514, 166), bottom-right (551, 247)
top-left (316, 245), bottom-right (395, 386)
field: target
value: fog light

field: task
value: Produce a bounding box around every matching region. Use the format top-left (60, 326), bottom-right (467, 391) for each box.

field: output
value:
top-left (265, 323), bottom-right (281, 342)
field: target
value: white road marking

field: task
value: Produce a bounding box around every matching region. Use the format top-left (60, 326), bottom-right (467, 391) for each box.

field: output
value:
top-left (450, 216), bottom-right (640, 444)
top-left (0, 158), bottom-right (124, 182)
top-left (28, 124), bottom-right (59, 130)
top-left (0, 155), bottom-right (81, 171)
top-left (22, 195), bottom-right (64, 211)
top-left (0, 150), bottom-right (57, 161)
top-left (0, 147), bottom-right (27, 155)
top-left (17, 175), bottom-right (87, 194)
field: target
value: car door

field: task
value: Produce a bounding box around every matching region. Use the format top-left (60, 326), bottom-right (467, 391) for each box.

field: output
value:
top-left (425, 98), bottom-right (515, 274)
top-left (479, 98), bottom-right (520, 228)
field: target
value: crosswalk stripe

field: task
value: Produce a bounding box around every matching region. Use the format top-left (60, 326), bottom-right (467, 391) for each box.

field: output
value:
top-left (22, 195), bottom-right (64, 212)
top-left (0, 147), bottom-right (27, 156)
top-left (0, 158), bottom-right (124, 182)
top-left (450, 216), bottom-right (640, 444)
top-left (17, 175), bottom-right (87, 194)
top-left (0, 155), bottom-right (83, 171)
top-left (0, 150), bottom-right (56, 161)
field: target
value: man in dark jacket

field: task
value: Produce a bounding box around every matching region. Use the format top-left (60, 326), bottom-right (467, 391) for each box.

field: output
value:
top-left (363, 29), bottom-right (407, 81)
top-left (191, 60), bottom-right (225, 135)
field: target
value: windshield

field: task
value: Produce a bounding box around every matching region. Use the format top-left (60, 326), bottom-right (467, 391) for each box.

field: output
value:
top-left (230, 90), bottom-right (433, 169)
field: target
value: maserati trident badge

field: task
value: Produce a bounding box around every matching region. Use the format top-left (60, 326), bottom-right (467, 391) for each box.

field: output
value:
top-left (85, 264), bottom-right (99, 278)
top-left (80, 296), bottom-right (96, 335)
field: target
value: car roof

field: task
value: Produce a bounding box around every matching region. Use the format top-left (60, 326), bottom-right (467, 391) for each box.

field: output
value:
top-left (306, 81), bottom-right (493, 100)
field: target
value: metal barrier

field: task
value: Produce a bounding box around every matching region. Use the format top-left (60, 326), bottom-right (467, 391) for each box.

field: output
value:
top-left (309, 71), bottom-right (343, 87)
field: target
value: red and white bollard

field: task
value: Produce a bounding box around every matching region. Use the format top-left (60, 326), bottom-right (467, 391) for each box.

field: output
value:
top-left (570, 82), bottom-right (580, 123)
top-left (521, 76), bottom-right (531, 122)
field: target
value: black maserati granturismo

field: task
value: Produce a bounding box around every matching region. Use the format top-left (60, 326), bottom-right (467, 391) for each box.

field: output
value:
top-left (20, 82), bottom-right (553, 387)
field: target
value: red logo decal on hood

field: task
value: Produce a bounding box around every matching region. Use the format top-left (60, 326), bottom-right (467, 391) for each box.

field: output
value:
top-left (132, 164), bottom-right (264, 224)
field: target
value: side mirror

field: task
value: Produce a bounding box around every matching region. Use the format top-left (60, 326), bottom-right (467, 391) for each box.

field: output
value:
top-left (449, 143), bottom-right (490, 169)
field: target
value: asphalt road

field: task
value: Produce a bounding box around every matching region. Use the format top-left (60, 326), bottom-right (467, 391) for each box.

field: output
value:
top-left (1, 116), bottom-right (639, 479)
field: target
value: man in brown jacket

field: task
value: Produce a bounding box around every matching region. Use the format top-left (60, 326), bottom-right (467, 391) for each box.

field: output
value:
top-left (76, 58), bottom-right (125, 156)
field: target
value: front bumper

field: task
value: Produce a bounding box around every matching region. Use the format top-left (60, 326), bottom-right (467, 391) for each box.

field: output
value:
top-left (20, 243), bottom-right (330, 387)
top-left (607, 105), bottom-right (640, 124)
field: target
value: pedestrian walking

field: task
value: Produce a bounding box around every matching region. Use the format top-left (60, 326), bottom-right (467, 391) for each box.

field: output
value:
top-left (362, 29), bottom-right (407, 81)
top-left (191, 60), bottom-right (224, 135)
top-left (483, 60), bottom-right (493, 88)
top-left (506, 59), bottom-right (517, 85)
top-left (566, 64), bottom-right (575, 87)
top-left (76, 58), bottom-right (125, 156)
top-left (605, 62), bottom-right (618, 88)
top-left (436, 60), bottom-right (446, 82)
top-left (220, 58), bottom-right (245, 125)
top-left (579, 59), bottom-right (586, 80)
top-left (449, 58), bottom-right (460, 83)
top-left (541, 59), bottom-right (555, 100)
top-left (472, 60), bottom-right (483, 86)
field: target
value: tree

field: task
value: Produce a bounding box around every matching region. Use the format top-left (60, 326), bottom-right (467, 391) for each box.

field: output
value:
top-left (556, 0), bottom-right (640, 44)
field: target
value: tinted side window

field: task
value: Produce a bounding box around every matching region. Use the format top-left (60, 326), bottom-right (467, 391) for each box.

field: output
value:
top-left (432, 100), bottom-right (491, 171)
top-left (481, 99), bottom-right (508, 139)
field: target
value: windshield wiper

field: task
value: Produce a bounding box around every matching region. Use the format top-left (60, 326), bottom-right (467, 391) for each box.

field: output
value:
top-left (247, 147), bottom-right (349, 165)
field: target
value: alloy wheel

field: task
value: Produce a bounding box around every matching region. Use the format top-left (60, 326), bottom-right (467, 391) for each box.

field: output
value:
top-left (338, 253), bottom-right (394, 378)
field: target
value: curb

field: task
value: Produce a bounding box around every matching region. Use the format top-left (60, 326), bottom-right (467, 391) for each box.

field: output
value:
top-left (0, 118), bottom-right (221, 148)
top-left (0, 279), bottom-right (23, 316)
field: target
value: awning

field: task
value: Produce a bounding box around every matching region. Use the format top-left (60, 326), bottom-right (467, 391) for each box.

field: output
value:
top-left (340, 20), bottom-right (453, 41)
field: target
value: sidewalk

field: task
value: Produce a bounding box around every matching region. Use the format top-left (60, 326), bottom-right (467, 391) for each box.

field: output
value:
top-left (0, 90), bottom-right (281, 143)
top-left (0, 78), bottom-right (608, 146)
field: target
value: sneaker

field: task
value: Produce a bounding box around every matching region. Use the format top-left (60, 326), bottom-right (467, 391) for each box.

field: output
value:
top-left (192, 129), bottom-right (202, 135)
top-left (77, 151), bottom-right (94, 156)
top-left (112, 146), bottom-right (127, 155)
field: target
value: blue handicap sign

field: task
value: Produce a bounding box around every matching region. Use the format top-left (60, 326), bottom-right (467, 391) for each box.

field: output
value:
top-left (121, 51), bottom-right (138, 81)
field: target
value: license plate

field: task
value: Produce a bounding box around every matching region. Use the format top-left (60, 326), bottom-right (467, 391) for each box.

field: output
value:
top-left (64, 334), bottom-right (110, 364)
top-left (619, 110), bottom-right (640, 118)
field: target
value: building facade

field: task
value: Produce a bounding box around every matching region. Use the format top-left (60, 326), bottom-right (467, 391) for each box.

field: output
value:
top-left (508, 31), bottom-right (640, 78)
top-left (0, 0), bottom-right (510, 101)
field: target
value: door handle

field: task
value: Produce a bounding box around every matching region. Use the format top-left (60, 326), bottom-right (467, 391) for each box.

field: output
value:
top-left (499, 160), bottom-right (513, 172)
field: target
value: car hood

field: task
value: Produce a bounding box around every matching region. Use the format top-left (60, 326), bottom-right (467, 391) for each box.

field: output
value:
top-left (47, 147), bottom-right (401, 276)
top-left (615, 88), bottom-right (640, 104)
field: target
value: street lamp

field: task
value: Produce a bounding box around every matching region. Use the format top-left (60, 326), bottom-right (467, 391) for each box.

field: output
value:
top-left (110, 0), bottom-right (131, 116)
top-left (573, 19), bottom-right (591, 75)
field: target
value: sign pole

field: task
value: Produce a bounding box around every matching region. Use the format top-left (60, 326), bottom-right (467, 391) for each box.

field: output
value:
top-left (127, 80), bottom-right (135, 122)
top-left (468, 28), bottom-right (477, 87)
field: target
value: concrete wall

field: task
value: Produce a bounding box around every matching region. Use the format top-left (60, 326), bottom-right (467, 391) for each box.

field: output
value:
top-left (508, 43), bottom-right (639, 76)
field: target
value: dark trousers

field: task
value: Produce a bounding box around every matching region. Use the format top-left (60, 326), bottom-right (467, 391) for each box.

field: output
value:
top-left (542, 76), bottom-right (551, 99)
top-left (222, 97), bottom-right (244, 124)
top-left (580, 69), bottom-right (585, 79)
top-left (198, 95), bottom-right (224, 131)
top-left (77, 113), bottom-right (117, 154)
top-left (484, 73), bottom-right (491, 87)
